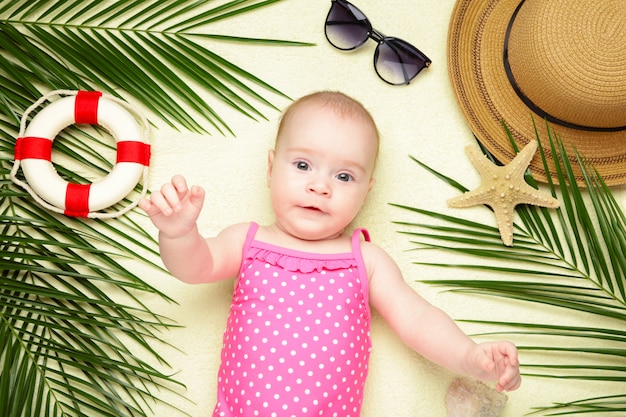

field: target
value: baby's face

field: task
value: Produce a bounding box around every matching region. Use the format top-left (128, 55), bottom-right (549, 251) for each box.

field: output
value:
top-left (267, 103), bottom-right (378, 241)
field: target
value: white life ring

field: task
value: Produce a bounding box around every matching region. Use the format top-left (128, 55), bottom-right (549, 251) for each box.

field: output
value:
top-left (11, 90), bottom-right (151, 218)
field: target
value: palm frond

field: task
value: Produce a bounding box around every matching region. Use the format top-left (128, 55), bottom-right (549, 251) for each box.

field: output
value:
top-left (393, 121), bottom-right (626, 415)
top-left (1, 0), bottom-right (313, 135)
top-left (530, 394), bottom-right (626, 416)
top-left (1, 165), bottom-right (185, 416)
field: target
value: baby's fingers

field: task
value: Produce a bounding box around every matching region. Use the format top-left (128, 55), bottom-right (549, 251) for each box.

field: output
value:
top-left (138, 197), bottom-right (156, 215)
top-left (159, 178), bottom-right (187, 210)
top-left (496, 362), bottom-right (522, 392)
top-left (499, 341), bottom-right (519, 365)
top-left (493, 343), bottom-right (521, 392)
top-left (144, 188), bottom-right (176, 216)
top-left (170, 175), bottom-right (189, 198)
top-left (150, 176), bottom-right (191, 213)
top-left (188, 185), bottom-right (206, 209)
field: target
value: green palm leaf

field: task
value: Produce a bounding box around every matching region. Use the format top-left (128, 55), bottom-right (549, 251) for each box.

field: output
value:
top-left (393, 122), bottom-right (626, 415)
top-left (1, 195), bottom-right (186, 417)
top-left (1, 0), bottom-right (312, 135)
top-left (1, 1), bottom-right (311, 416)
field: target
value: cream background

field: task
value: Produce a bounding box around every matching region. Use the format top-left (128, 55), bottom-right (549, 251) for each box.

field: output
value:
top-left (117, 0), bottom-right (626, 415)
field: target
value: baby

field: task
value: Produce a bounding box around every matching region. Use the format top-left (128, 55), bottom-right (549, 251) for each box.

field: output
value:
top-left (140, 91), bottom-right (521, 417)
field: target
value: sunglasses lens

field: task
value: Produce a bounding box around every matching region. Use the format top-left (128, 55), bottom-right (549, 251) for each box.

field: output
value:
top-left (325, 1), bottom-right (370, 50)
top-left (374, 38), bottom-right (432, 85)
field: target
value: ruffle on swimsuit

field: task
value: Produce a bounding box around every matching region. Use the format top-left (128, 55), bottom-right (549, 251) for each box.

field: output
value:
top-left (246, 242), bottom-right (359, 273)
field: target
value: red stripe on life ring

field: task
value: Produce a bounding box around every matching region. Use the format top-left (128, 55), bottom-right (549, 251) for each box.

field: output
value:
top-left (65, 183), bottom-right (91, 217)
top-left (14, 137), bottom-right (53, 161)
top-left (116, 141), bottom-right (151, 165)
top-left (75, 91), bottom-right (102, 124)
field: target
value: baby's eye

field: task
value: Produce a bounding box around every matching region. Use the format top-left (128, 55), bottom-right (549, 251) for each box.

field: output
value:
top-left (295, 161), bottom-right (310, 171)
top-left (336, 172), bottom-right (354, 182)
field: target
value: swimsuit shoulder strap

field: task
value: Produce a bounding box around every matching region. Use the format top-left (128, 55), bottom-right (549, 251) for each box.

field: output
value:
top-left (243, 221), bottom-right (260, 251)
top-left (351, 228), bottom-right (371, 314)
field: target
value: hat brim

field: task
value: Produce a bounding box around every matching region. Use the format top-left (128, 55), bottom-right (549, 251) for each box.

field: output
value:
top-left (447, 0), bottom-right (626, 186)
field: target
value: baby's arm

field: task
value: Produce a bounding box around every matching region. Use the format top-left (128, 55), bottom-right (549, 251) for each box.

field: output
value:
top-left (366, 243), bottom-right (521, 392)
top-left (139, 175), bottom-right (246, 284)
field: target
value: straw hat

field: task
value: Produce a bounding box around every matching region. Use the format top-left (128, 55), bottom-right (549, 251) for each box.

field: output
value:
top-left (448, 0), bottom-right (626, 186)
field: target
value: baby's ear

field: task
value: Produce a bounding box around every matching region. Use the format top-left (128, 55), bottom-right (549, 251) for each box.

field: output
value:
top-left (266, 149), bottom-right (275, 187)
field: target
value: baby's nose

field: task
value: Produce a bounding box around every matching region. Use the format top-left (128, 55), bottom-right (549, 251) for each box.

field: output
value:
top-left (308, 177), bottom-right (331, 196)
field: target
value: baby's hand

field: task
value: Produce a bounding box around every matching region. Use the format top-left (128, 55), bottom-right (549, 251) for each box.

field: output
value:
top-left (139, 175), bottom-right (205, 238)
top-left (467, 341), bottom-right (521, 392)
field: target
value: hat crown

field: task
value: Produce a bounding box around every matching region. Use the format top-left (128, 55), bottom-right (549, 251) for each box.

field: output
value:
top-left (507, 0), bottom-right (626, 129)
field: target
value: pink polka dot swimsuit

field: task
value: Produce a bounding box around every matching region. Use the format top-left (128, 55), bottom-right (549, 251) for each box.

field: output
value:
top-left (213, 222), bottom-right (372, 417)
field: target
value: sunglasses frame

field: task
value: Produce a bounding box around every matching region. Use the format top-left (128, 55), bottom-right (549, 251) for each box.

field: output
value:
top-left (325, 0), bottom-right (432, 85)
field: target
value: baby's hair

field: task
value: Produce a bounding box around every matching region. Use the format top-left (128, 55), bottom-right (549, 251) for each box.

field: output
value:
top-left (275, 91), bottom-right (380, 156)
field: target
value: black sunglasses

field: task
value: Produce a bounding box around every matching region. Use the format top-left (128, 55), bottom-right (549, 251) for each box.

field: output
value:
top-left (324, 0), bottom-right (432, 85)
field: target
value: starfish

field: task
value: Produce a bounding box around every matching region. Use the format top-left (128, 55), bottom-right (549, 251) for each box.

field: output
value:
top-left (447, 140), bottom-right (559, 246)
